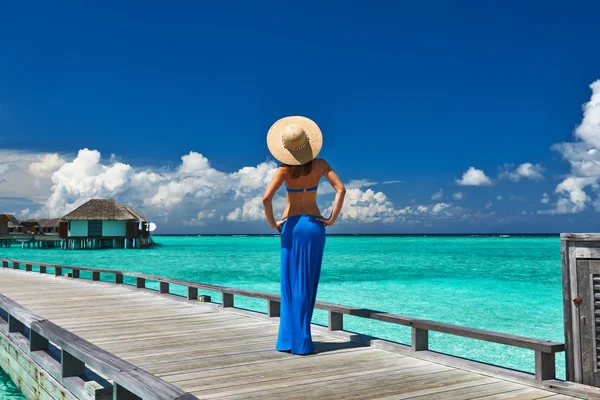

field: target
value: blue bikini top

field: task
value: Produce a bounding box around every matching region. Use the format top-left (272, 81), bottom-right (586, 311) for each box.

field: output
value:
top-left (285, 185), bottom-right (318, 193)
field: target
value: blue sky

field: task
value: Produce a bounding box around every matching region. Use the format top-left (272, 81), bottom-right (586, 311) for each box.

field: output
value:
top-left (1, 1), bottom-right (599, 233)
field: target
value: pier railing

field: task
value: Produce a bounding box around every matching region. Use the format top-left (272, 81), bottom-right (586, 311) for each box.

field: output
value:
top-left (0, 290), bottom-right (198, 400)
top-left (1, 258), bottom-right (564, 383)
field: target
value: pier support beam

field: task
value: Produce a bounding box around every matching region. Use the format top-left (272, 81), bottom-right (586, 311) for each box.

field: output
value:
top-left (412, 327), bottom-right (429, 351)
top-left (159, 281), bottom-right (169, 294)
top-left (535, 351), bottom-right (555, 381)
top-left (328, 311), bottom-right (343, 331)
top-left (187, 287), bottom-right (198, 300)
top-left (268, 300), bottom-right (280, 318)
top-left (222, 293), bottom-right (234, 308)
top-left (61, 350), bottom-right (85, 378)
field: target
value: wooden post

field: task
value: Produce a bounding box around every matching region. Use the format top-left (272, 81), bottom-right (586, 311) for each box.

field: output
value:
top-left (39, 265), bottom-right (47, 274)
top-left (535, 351), bottom-right (556, 381)
top-left (30, 330), bottom-right (49, 351)
top-left (25, 264), bottom-right (32, 272)
top-left (92, 271), bottom-right (100, 281)
top-left (412, 327), bottom-right (429, 351)
top-left (159, 281), bottom-right (169, 294)
top-left (55, 267), bottom-right (62, 277)
top-left (187, 287), bottom-right (198, 300)
top-left (61, 349), bottom-right (85, 378)
top-left (136, 277), bottom-right (145, 289)
top-left (115, 273), bottom-right (123, 284)
top-left (114, 383), bottom-right (138, 400)
top-left (8, 315), bottom-right (24, 334)
top-left (222, 292), bottom-right (234, 308)
top-left (328, 311), bottom-right (343, 331)
top-left (72, 269), bottom-right (80, 278)
top-left (268, 300), bottom-right (280, 317)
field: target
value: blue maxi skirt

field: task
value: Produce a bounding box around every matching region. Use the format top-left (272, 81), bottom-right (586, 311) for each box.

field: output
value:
top-left (276, 215), bottom-right (326, 354)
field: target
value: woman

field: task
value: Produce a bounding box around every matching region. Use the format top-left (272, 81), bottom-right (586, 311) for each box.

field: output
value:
top-left (262, 116), bottom-right (346, 355)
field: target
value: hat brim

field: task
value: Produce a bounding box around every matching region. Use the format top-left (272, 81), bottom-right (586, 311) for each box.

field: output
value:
top-left (267, 116), bottom-right (323, 165)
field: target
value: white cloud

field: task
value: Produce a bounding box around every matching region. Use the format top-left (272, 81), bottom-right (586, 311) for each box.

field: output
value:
top-left (544, 80), bottom-right (600, 214)
top-left (485, 202), bottom-right (493, 209)
top-left (431, 189), bottom-right (443, 201)
top-left (500, 163), bottom-right (545, 182)
top-left (540, 193), bottom-right (550, 204)
top-left (0, 164), bottom-right (10, 175)
top-left (456, 167), bottom-right (493, 186)
top-left (23, 148), bottom-right (279, 227)
top-left (431, 202), bottom-right (450, 213)
top-left (452, 192), bottom-right (464, 200)
top-left (1, 148), bottom-right (485, 228)
top-left (20, 208), bottom-right (30, 217)
top-left (497, 195), bottom-right (503, 200)
top-left (27, 153), bottom-right (66, 178)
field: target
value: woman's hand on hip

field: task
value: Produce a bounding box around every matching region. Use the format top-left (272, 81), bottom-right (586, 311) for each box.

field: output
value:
top-left (316, 217), bottom-right (334, 227)
top-left (275, 219), bottom-right (287, 233)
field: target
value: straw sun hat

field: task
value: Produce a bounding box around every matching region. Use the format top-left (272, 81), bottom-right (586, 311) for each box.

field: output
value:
top-left (266, 116), bottom-right (323, 165)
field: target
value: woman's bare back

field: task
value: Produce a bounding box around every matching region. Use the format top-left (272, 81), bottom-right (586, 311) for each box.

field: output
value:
top-left (282, 158), bottom-right (329, 218)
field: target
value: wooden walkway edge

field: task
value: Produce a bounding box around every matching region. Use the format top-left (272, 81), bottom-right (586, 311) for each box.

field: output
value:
top-left (0, 258), bottom-right (598, 399)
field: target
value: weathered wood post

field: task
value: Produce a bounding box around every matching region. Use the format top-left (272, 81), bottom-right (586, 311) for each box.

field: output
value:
top-left (222, 292), bottom-right (234, 308)
top-left (187, 286), bottom-right (198, 300)
top-left (159, 281), bottom-right (169, 294)
top-left (328, 311), bottom-right (343, 331)
top-left (268, 300), bottom-right (280, 317)
top-left (412, 327), bottom-right (429, 351)
top-left (561, 233), bottom-right (600, 385)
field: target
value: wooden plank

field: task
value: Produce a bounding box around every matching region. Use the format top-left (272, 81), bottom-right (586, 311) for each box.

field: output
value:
top-left (560, 233), bottom-right (600, 241)
top-left (179, 352), bottom-right (426, 393)
top-left (469, 386), bottom-right (563, 399)
top-left (561, 238), bottom-right (575, 382)
top-left (568, 242), bottom-right (583, 382)
top-left (372, 378), bottom-right (504, 399)
top-left (198, 366), bottom-right (459, 399)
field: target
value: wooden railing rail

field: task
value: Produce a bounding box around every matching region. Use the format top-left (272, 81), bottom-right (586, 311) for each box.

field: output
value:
top-left (0, 291), bottom-right (198, 400)
top-left (1, 258), bottom-right (564, 381)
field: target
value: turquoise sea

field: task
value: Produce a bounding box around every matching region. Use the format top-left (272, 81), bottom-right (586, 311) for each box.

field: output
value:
top-left (0, 235), bottom-right (565, 397)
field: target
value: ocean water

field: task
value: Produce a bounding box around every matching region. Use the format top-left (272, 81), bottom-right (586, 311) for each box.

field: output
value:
top-left (0, 235), bottom-right (565, 397)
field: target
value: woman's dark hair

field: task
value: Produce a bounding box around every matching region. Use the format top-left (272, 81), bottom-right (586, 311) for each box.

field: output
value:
top-left (283, 159), bottom-right (313, 179)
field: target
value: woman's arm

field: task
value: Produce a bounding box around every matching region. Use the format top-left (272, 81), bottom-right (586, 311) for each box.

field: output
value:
top-left (262, 166), bottom-right (286, 229)
top-left (318, 160), bottom-right (346, 226)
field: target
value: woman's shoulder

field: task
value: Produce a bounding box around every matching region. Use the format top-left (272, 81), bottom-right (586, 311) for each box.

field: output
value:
top-left (314, 158), bottom-right (332, 171)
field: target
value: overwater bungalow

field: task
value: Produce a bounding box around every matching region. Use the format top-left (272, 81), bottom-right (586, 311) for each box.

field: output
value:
top-left (20, 219), bottom-right (41, 234)
top-left (59, 199), bottom-right (153, 249)
top-left (37, 218), bottom-right (61, 234)
top-left (6, 214), bottom-right (21, 233)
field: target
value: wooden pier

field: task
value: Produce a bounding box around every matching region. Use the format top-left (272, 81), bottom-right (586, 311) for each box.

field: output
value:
top-left (0, 234), bottom-right (62, 249)
top-left (0, 258), bottom-right (597, 399)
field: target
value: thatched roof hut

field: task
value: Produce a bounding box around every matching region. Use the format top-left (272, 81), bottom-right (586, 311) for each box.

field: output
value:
top-left (37, 218), bottom-right (61, 228)
top-left (5, 214), bottom-right (19, 225)
top-left (60, 200), bottom-right (152, 249)
top-left (62, 199), bottom-right (148, 222)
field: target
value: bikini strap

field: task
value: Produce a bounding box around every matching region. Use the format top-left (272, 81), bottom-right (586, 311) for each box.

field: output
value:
top-left (285, 185), bottom-right (319, 193)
